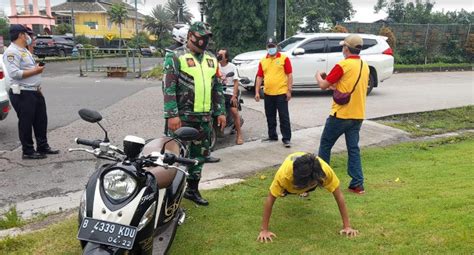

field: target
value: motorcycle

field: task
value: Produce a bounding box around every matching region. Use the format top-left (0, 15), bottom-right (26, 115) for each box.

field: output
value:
top-left (70, 108), bottom-right (200, 255)
top-left (210, 72), bottom-right (245, 150)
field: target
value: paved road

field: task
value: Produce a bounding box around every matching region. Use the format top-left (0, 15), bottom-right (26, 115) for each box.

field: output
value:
top-left (0, 71), bottom-right (472, 215)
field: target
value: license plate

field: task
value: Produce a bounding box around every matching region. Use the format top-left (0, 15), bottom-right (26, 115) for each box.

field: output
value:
top-left (78, 217), bottom-right (137, 250)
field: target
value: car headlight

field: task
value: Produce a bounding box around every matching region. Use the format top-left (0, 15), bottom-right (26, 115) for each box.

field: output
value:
top-left (79, 189), bottom-right (87, 218)
top-left (103, 170), bottom-right (137, 200)
top-left (137, 201), bottom-right (156, 231)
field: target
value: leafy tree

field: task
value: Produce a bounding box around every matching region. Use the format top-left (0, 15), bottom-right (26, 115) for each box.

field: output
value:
top-left (206, 0), bottom-right (268, 55)
top-left (374, 0), bottom-right (407, 23)
top-left (165, 0), bottom-right (193, 24)
top-left (128, 31), bottom-right (151, 48)
top-left (54, 23), bottom-right (72, 35)
top-left (0, 18), bottom-right (9, 43)
top-left (144, 4), bottom-right (174, 48)
top-left (75, 35), bottom-right (91, 45)
top-left (108, 3), bottom-right (128, 49)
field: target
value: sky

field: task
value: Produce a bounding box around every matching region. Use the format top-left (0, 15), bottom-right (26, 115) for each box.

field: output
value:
top-left (2, 0), bottom-right (473, 23)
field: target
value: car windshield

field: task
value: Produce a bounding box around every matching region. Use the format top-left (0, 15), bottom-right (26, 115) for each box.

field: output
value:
top-left (278, 37), bottom-right (304, 52)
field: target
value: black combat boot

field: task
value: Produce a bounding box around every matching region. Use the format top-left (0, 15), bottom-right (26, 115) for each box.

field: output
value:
top-left (183, 179), bottom-right (209, 206)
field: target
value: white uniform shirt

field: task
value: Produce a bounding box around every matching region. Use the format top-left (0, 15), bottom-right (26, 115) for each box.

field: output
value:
top-left (3, 43), bottom-right (41, 89)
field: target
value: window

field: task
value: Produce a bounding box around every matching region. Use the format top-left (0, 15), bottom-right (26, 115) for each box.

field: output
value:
top-left (362, 39), bottom-right (378, 50)
top-left (327, 39), bottom-right (344, 53)
top-left (84, 21), bottom-right (98, 29)
top-left (278, 37), bottom-right (305, 52)
top-left (300, 40), bottom-right (325, 54)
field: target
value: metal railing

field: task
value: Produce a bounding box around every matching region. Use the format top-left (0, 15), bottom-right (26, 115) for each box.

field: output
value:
top-left (78, 48), bottom-right (142, 78)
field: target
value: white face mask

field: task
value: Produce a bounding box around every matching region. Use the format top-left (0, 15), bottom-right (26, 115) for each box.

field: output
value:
top-left (26, 34), bottom-right (32, 46)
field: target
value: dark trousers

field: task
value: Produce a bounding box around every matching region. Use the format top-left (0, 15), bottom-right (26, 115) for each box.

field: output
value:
top-left (9, 90), bottom-right (49, 154)
top-left (264, 94), bottom-right (291, 142)
top-left (318, 116), bottom-right (364, 188)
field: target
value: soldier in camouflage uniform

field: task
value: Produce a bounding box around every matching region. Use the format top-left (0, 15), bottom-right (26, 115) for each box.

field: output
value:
top-left (163, 22), bottom-right (226, 206)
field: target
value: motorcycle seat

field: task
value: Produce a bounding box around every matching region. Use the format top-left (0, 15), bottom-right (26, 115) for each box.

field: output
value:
top-left (142, 137), bottom-right (181, 189)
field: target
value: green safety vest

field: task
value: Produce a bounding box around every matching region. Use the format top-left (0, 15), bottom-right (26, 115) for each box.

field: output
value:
top-left (179, 53), bottom-right (217, 113)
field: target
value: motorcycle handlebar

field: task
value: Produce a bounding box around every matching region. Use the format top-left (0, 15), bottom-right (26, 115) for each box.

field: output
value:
top-left (75, 138), bottom-right (101, 148)
top-left (162, 153), bottom-right (198, 166)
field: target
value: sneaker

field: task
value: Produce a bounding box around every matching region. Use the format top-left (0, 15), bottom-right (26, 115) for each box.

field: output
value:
top-left (283, 140), bottom-right (291, 148)
top-left (348, 186), bottom-right (365, 195)
top-left (261, 138), bottom-right (278, 143)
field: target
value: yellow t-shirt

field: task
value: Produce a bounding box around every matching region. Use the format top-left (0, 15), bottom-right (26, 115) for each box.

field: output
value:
top-left (258, 53), bottom-right (292, 95)
top-left (330, 58), bottom-right (370, 119)
top-left (269, 152), bottom-right (340, 197)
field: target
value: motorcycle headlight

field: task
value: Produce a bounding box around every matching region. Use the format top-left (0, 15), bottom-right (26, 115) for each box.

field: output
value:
top-left (79, 189), bottom-right (87, 218)
top-left (137, 201), bottom-right (156, 231)
top-left (103, 170), bottom-right (137, 200)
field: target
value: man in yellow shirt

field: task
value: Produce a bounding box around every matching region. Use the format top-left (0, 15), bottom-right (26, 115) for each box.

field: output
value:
top-left (315, 34), bottom-right (370, 195)
top-left (257, 152), bottom-right (359, 242)
top-left (254, 37), bottom-right (293, 148)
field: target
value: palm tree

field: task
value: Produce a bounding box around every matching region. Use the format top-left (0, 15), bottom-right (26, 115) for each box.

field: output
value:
top-left (165, 0), bottom-right (194, 24)
top-left (144, 4), bottom-right (173, 42)
top-left (108, 3), bottom-right (128, 49)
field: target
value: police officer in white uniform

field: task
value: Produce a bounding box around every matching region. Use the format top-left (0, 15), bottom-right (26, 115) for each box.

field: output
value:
top-left (3, 25), bottom-right (59, 159)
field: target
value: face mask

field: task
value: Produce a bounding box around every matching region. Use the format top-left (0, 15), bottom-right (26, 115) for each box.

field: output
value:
top-left (267, 47), bottom-right (277, 55)
top-left (26, 35), bottom-right (32, 46)
top-left (217, 55), bottom-right (223, 61)
top-left (189, 32), bottom-right (209, 52)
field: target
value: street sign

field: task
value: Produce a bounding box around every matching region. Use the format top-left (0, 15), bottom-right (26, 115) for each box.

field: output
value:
top-left (105, 33), bottom-right (115, 41)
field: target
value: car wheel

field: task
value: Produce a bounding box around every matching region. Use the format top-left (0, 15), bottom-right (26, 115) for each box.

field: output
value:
top-left (58, 50), bottom-right (66, 57)
top-left (367, 72), bottom-right (375, 95)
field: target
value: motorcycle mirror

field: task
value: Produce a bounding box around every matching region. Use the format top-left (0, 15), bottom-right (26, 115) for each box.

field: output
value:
top-left (78, 108), bottom-right (110, 143)
top-left (174, 127), bottom-right (200, 141)
top-left (225, 72), bottom-right (235, 78)
top-left (78, 109), bottom-right (103, 123)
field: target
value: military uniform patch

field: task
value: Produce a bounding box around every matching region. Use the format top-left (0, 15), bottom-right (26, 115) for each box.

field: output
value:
top-left (7, 55), bottom-right (14, 62)
top-left (186, 58), bottom-right (196, 67)
top-left (206, 59), bottom-right (214, 68)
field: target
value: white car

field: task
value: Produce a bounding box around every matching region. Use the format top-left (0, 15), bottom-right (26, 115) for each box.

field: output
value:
top-left (0, 53), bottom-right (11, 121)
top-left (233, 33), bottom-right (394, 94)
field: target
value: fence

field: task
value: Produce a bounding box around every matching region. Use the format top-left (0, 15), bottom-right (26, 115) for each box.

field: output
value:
top-left (78, 48), bottom-right (142, 77)
top-left (340, 22), bottom-right (472, 64)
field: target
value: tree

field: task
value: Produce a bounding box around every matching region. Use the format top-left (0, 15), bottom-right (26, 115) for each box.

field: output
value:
top-left (54, 23), bottom-right (72, 35)
top-left (128, 31), bottom-right (151, 48)
top-left (0, 18), bottom-right (9, 42)
top-left (108, 3), bottom-right (128, 49)
top-left (165, 0), bottom-right (193, 24)
top-left (144, 4), bottom-right (174, 48)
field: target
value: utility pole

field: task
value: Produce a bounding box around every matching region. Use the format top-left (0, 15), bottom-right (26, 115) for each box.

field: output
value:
top-left (71, 0), bottom-right (76, 43)
top-left (134, 0), bottom-right (138, 38)
top-left (267, 0), bottom-right (277, 40)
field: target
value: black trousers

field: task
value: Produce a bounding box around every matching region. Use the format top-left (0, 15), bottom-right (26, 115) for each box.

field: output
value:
top-left (9, 90), bottom-right (49, 154)
top-left (264, 93), bottom-right (291, 142)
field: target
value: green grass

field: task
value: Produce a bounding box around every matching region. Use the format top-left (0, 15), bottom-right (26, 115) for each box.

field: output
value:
top-left (142, 65), bottom-right (164, 79)
top-left (1, 136), bottom-right (473, 254)
top-left (0, 207), bottom-right (24, 230)
top-left (375, 106), bottom-right (474, 137)
top-left (394, 62), bottom-right (473, 69)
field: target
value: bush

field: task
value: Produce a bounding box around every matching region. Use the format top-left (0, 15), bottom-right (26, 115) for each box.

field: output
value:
top-left (75, 35), bottom-right (91, 45)
top-left (54, 23), bottom-right (72, 35)
top-left (395, 46), bottom-right (425, 64)
top-left (379, 26), bottom-right (396, 49)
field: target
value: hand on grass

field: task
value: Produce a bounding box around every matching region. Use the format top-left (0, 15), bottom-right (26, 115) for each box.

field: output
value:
top-left (257, 230), bottom-right (276, 243)
top-left (339, 227), bottom-right (359, 237)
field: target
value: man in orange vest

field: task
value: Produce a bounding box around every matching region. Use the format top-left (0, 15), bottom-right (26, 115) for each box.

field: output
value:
top-left (315, 34), bottom-right (370, 195)
top-left (255, 37), bottom-right (293, 148)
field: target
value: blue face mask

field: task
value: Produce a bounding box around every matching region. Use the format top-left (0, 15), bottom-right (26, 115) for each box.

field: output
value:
top-left (267, 47), bottom-right (277, 56)
top-left (26, 35), bottom-right (32, 46)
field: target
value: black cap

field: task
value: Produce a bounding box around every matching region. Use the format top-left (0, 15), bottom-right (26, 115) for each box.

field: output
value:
top-left (9, 24), bottom-right (34, 38)
top-left (266, 37), bottom-right (277, 47)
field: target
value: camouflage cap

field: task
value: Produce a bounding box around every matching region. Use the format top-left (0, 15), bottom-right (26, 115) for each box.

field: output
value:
top-left (189, 21), bottom-right (212, 36)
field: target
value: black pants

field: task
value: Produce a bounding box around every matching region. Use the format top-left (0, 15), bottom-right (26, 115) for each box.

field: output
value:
top-left (9, 90), bottom-right (49, 154)
top-left (264, 93), bottom-right (291, 142)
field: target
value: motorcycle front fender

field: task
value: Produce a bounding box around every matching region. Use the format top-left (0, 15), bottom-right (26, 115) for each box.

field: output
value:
top-left (82, 242), bottom-right (124, 255)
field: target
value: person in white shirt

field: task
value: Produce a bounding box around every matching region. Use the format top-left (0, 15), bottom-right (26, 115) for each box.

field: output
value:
top-left (217, 48), bottom-right (244, 145)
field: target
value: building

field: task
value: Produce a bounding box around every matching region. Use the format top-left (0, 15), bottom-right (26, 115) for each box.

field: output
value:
top-left (8, 0), bottom-right (56, 34)
top-left (51, 0), bottom-right (147, 45)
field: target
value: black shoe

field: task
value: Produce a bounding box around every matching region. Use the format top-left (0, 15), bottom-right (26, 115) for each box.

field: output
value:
top-left (22, 152), bottom-right (47, 160)
top-left (283, 140), bottom-right (291, 148)
top-left (261, 137), bottom-right (278, 143)
top-left (205, 156), bottom-right (220, 163)
top-left (38, 147), bottom-right (60, 155)
top-left (184, 189), bottom-right (209, 206)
